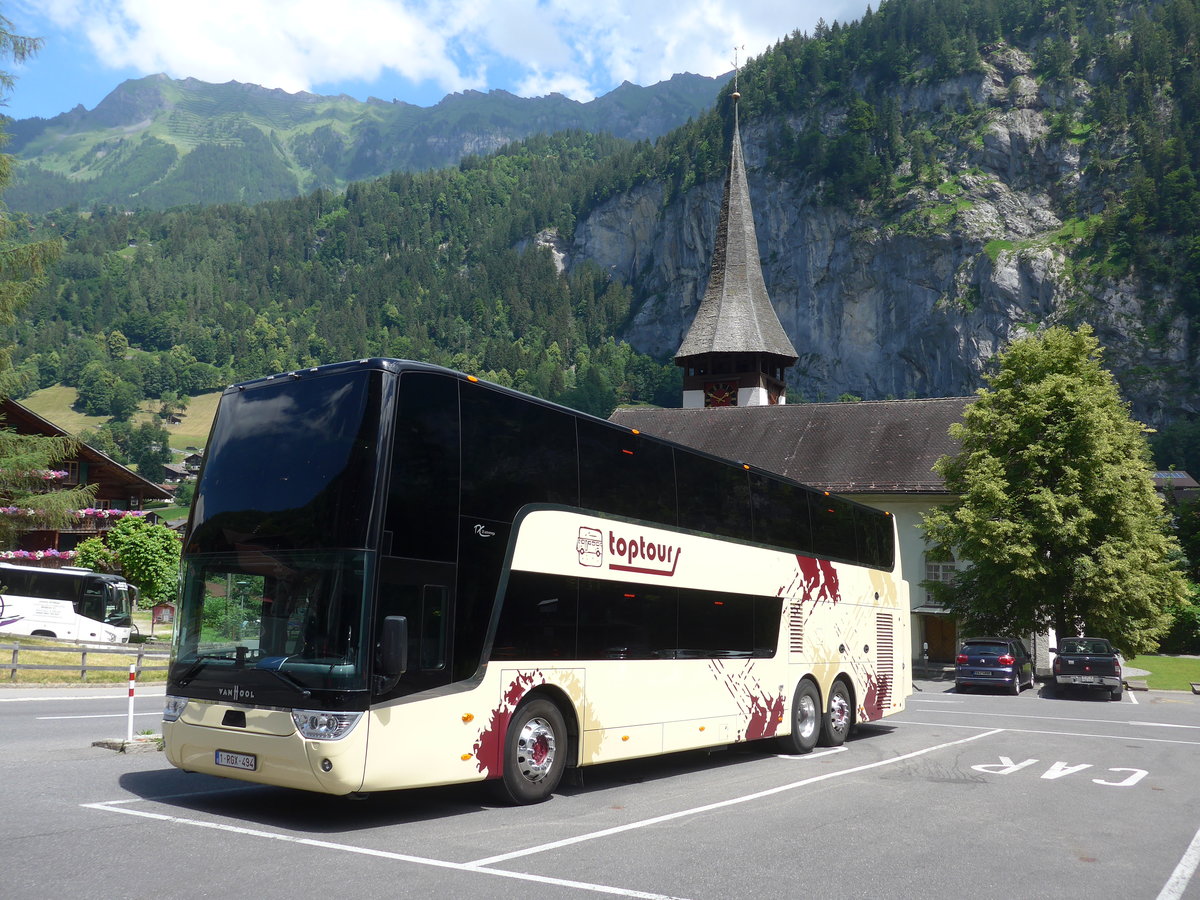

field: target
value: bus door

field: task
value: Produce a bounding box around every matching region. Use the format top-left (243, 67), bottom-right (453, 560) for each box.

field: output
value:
top-left (375, 558), bottom-right (453, 695)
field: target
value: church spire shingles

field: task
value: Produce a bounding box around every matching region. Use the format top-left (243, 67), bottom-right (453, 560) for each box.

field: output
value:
top-left (674, 98), bottom-right (797, 408)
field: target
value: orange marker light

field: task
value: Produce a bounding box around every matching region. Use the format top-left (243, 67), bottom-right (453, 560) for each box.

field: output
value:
top-left (622, 735), bottom-right (630, 741)
top-left (461, 753), bottom-right (473, 761)
top-left (462, 713), bottom-right (474, 723)
top-left (467, 375), bottom-right (479, 382)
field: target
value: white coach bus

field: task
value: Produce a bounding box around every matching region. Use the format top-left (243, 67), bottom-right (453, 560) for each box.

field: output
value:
top-left (163, 359), bottom-right (909, 803)
top-left (0, 562), bottom-right (136, 643)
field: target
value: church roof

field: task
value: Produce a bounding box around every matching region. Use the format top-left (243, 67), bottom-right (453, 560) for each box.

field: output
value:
top-left (674, 112), bottom-right (798, 364)
top-left (610, 397), bottom-right (973, 494)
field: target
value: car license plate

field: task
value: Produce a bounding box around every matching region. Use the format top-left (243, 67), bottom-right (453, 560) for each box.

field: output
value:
top-left (215, 750), bottom-right (256, 771)
top-left (1077, 676), bottom-right (1097, 684)
top-left (973, 670), bottom-right (990, 676)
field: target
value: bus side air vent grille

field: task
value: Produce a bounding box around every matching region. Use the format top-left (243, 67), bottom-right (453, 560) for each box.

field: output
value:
top-left (789, 608), bottom-right (804, 654)
top-left (875, 613), bottom-right (894, 707)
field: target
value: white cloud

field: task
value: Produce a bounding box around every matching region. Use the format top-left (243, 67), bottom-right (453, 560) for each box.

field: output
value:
top-left (32, 0), bottom-right (873, 101)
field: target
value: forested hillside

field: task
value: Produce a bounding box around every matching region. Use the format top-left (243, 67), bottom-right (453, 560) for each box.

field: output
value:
top-left (9, 0), bottom-right (1200, 473)
top-left (9, 130), bottom-right (680, 434)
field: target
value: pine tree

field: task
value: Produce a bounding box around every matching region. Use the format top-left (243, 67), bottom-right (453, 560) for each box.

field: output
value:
top-left (0, 14), bottom-right (93, 551)
top-left (921, 326), bottom-right (1188, 656)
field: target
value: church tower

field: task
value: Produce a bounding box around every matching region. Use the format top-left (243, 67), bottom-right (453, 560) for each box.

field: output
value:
top-left (674, 85), bottom-right (797, 408)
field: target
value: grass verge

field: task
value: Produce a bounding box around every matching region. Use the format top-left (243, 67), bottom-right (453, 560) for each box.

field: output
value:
top-left (0, 635), bottom-right (169, 685)
top-left (1124, 654), bottom-right (1200, 692)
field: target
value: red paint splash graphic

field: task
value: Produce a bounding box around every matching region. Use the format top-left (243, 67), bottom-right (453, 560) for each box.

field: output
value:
top-left (796, 556), bottom-right (841, 604)
top-left (743, 689), bottom-right (786, 741)
top-left (472, 670), bottom-right (543, 777)
top-left (861, 671), bottom-right (890, 722)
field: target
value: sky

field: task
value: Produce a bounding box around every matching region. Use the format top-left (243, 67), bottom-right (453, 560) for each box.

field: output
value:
top-left (1, 0), bottom-right (871, 121)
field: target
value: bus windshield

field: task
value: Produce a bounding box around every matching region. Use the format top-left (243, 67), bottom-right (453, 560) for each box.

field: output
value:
top-left (107, 583), bottom-right (135, 627)
top-left (186, 368), bottom-right (384, 556)
top-left (172, 550), bottom-right (371, 693)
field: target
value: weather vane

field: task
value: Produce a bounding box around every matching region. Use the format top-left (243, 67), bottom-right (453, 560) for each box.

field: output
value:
top-left (732, 44), bottom-right (745, 102)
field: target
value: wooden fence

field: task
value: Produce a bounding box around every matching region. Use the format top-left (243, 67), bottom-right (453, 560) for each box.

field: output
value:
top-left (2, 643), bottom-right (170, 682)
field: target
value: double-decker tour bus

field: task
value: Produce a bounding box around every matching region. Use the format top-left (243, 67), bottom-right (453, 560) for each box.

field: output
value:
top-left (163, 359), bottom-right (908, 803)
top-left (0, 562), bottom-right (136, 643)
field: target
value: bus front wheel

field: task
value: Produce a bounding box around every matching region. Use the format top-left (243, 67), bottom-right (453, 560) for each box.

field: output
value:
top-left (498, 697), bottom-right (567, 804)
top-left (777, 680), bottom-right (820, 754)
top-left (819, 680), bottom-right (852, 747)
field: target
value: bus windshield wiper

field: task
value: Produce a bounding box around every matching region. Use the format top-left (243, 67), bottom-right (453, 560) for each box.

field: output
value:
top-left (174, 652), bottom-right (236, 686)
top-left (260, 667), bottom-right (312, 698)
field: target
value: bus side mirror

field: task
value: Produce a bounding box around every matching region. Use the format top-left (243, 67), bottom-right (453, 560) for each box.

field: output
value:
top-left (380, 615), bottom-right (408, 676)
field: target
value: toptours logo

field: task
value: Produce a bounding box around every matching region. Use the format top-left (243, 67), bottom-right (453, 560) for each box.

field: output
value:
top-left (576, 526), bottom-right (682, 577)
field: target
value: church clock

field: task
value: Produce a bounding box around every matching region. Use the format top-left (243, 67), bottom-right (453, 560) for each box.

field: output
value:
top-left (703, 381), bottom-right (738, 407)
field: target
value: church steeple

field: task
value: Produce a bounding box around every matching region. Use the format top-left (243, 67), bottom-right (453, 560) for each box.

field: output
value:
top-left (674, 75), bottom-right (797, 408)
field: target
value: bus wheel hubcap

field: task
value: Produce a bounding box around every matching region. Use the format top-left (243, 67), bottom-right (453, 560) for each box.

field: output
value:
top-left (798, 695), bottom-right (817, 738)
top-left (830, 695), bottom-right (849, 732)
top-left (517, 717), bottom-right (556, 782)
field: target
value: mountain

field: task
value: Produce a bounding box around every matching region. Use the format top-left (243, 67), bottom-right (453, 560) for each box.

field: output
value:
top-left (8, 0), bottom-right (1200, 470)
top-left (3, 72), bottom-right (728, 213)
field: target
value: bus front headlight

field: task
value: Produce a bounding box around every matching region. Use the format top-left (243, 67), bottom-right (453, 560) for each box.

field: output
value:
top-left (291, 710), bottom-right (362, 741)
top-left (162, 695), bottom-right (188, 722)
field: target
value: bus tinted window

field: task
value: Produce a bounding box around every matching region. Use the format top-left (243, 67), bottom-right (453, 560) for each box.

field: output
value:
top-left (492, 572), bottom-right (577, 661)
top-left (189, 370), bottom-right (383, 553)
top-left (754, 596), bottom-right (784, 656)
top-left (856, 509), bottom-right (894, 569)
top-left (750, 472), bottom-right (814, 553)
top-left (460, 384), bottom-right (577, 522)
top-left (387, 373), bottom-right (460, 561)
top-left (674, 452), bottom-right (752, 541)
top-left (1, 568), bottom-right (82, 602)
top-left (678, 590), bottom-right (759, 657)
top-left (811, 493), bottom-right (859, 560)
top-left (577, 580), bottom-right (676, 660)
top-left (578, 421), bottom-right (676, 525)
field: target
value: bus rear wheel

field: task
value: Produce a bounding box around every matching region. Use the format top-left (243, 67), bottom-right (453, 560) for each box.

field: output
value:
top-left (777, 680), bottom-right (820, 754)
top-left (497, 697), bottom-right (567, 805)
top-left (819, 680), bottom-right (852, 747)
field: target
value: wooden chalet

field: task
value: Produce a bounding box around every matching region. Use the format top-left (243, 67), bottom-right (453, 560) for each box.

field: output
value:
top-left (1, 398), bottom-right (172, 557)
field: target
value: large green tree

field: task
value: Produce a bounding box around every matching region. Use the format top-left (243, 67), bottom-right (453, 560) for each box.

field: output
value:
top-left (0, 13), bottom-right (92, 548)
top-left (921, 325), bottom-right (1188, 657)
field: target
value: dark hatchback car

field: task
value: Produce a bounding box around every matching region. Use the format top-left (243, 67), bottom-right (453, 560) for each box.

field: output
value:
top-left (955, 637), bottom-right (1035, 695)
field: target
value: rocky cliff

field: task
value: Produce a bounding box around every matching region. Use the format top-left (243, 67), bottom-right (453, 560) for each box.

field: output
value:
top-left (568, 43), bottom-right (1198, 424)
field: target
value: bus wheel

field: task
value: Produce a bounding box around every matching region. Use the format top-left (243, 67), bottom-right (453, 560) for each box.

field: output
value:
top-left (819, 680), bottom-right (852, 747)
top-left (498, 698), bottom-right (567, 804)
top-left (777, 680), bottom-right (820, 754)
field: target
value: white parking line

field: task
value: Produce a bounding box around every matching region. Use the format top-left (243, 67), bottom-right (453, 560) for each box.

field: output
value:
top-left (81, 799), bottom-right (682, 900)
top-left (38, 712), bottom-right (161, 720)
top-left (465, 729), bottom-right (1003, 867)
top-left (82, 730), bottom-right (1002, 896)
top-left (0, 691), bottom-right (166, 702)
top-left (1159, 821), bottom-right (1200, 900)
top-left (907, 697), bottom-right (964, 704)
top-left (895, 719), bottom-right (1200, 746)
top-left (903, 707), bottom-right (1200, 730)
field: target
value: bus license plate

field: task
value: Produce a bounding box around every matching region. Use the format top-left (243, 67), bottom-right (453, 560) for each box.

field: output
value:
top-left (216, 750), bottom-right (256, 771)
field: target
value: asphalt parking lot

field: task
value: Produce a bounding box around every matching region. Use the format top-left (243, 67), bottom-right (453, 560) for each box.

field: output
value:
top-left (3, 679), bottom-right (1199, 899)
